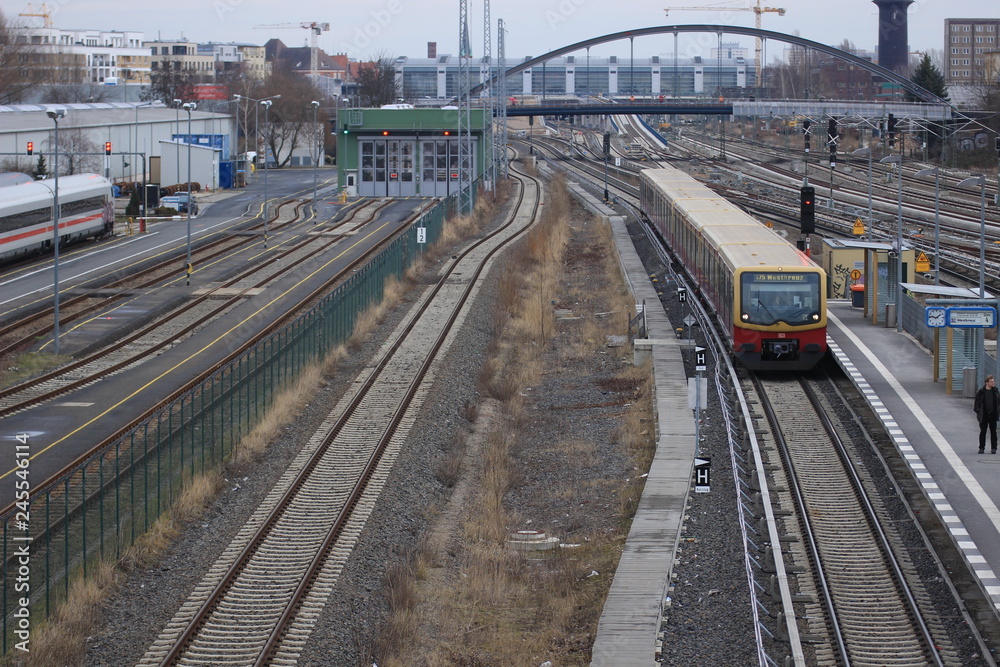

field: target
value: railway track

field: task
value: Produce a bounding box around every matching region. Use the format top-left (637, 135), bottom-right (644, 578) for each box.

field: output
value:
top-left (0, 200), bottom-right (393, 417)
top-left (137, 160), bottom-right (542, 666)
top-left (749, 372), bottom-right (959, 666)
top-left (0, 176), bottom-right (351, 357)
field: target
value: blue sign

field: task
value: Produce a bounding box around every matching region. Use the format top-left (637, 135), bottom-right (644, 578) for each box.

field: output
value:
top-left (947, 306), bottom-right (997, 328)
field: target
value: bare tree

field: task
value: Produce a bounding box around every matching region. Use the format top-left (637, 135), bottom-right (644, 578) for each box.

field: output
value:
top-left (46, 127), bottom-right (101, 176)
top-left (0, 10), bottom-right (34, 103)
top-left (144, 58), bottom-right (200, 103)
top-left (258, 69), bottom-right (327, 167)
top-left (355, 52), bottom-right (399, 107)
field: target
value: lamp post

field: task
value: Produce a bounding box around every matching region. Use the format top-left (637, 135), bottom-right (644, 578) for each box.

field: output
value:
top-left (851, 146), bottom-right (873, 238)
top-left (173, 98), bottom-right (182, 184)
top-left (233, 93), bottom-right (280, 186)
top-left (958, 175), bottom-right (988, 299)
top-left (914, 167), bottom-right (941, 285)
top-left (880, 154), bottom-right (903, 331)
top-left (47, 108), bottom-right (66, 355)
top-left (311, 100), bottom-right (320, 223)
top-left (261, 99), bottom-right (272, 248)
top-left (182, 102), bottom-right (197, 285)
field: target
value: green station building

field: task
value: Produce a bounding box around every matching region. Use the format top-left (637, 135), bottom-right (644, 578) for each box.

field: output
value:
top-left (336, 108), bottom-right (490, 198)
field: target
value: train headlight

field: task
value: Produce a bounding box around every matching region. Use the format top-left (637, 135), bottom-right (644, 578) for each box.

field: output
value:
top-left (811, 313), bottom-right (820, 321)
top-left (741, 313), bottom-right (749, 321)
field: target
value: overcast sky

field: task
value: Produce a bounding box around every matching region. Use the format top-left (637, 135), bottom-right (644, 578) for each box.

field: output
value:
top-left (3, 0), bottom-right (995, 62)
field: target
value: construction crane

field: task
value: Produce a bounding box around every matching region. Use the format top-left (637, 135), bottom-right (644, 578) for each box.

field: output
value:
top-left (664, 2), bottom-right (785, 87)
top-left (18, 2), bottom-right (53, 28)
top-left (255, 22), bottom-right (330, 77)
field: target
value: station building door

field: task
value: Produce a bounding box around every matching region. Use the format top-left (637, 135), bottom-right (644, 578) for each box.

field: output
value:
top-left (359, 138), bottom-right (417, 197)
top-left (420, 137), bottom-right (476, 198)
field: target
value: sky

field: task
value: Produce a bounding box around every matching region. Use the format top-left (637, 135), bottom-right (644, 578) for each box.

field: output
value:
top-left (1, 0), bottom-right (996, 63)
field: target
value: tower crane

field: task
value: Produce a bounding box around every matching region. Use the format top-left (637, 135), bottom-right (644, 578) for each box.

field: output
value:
top-left (255, 22), bottom-right (330, 77)
top-left (18, 3), bottom-right (53, 28)
top-left (664, 2), bottom-right (785, 87)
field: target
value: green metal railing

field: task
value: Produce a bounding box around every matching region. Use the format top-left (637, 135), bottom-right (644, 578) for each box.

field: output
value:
top-left (1, 193), bottom-right (463, 652)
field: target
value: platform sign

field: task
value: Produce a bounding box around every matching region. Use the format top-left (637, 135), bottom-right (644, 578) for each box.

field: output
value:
top-left (417, 227), bottom-right (427, 244)
top-left (852, 218), bottom-right (865, 236)
top-left (947, 306), bottom-right (997, 328)
top-left (694, 457), bottom-right (710, 492)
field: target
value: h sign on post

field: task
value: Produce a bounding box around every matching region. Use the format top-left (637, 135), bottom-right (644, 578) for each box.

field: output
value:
top-left (677, 287), bottom-right (687, 303)
top-left (695, 346), bottom-right (706, 371)
top-left (694, 457), bottom-right (710, 493)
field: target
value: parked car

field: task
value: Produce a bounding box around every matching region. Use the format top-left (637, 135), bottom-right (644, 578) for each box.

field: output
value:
top-left (159, 195), bottom-right (198, 215)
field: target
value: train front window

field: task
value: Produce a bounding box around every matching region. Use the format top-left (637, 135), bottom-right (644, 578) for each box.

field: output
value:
top-left (740, 273), bottom-right (820, 326)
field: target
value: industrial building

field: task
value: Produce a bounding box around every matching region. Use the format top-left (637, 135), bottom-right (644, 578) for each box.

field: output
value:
top-left (0, 103), bottom-right (234, 190)
top-left (336, 108), bottom-right (488, 198)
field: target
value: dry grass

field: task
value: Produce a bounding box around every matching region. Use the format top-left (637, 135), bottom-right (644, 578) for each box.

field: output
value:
top-left (11, 469), bottom-right (223, 667)
top-left (0, 351), bottom-right (71, 390)
top-left (377, 175), bottom-right (657, 666)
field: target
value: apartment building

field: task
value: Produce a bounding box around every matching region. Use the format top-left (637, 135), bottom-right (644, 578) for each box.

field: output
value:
top-left (13, 26), bottom-right (150, 84)
top-left (944, 18), bottom-right (1000, 84)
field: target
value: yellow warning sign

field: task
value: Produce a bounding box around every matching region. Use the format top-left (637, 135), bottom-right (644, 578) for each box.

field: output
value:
top-left (850, 269), bottom-right (861, 281)
top-left (852, 218), bottom-right (865, 236)
top-left (916, 252), bottom-right (930, 273)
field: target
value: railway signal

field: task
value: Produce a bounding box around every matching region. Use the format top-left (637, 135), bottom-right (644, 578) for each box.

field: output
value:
top-left (26, 142), bottom-right (33, 156)
top-left (802, 119), bottom-right (811, 153)
top-left (104, 141), bottom-right (112, 155)
top-left (887, 114), bottom-right (897, 149)
top-left (800, 185), bottom-right (815, 234)
top-left (827, 118), bottom-right (838, 167)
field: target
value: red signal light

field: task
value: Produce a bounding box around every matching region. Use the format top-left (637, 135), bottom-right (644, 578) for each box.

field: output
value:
top-left (382, 131), bottom-right (389, 136)
top-left (26, 142), bottom-right (33, 155)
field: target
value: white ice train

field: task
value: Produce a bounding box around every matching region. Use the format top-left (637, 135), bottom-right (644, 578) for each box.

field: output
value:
top-left (0, 173), bottom-right (114, 263)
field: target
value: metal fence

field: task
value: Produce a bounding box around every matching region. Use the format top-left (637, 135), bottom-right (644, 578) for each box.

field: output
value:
top-left (1, 193), bottom-right (463, 653)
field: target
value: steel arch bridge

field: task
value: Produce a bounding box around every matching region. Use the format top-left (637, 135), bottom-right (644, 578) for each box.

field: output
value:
top-left (468, 24), bottom-right (949, 107)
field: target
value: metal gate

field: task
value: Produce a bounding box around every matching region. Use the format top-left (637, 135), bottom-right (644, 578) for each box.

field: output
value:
top-left (359, 138), bottom-right (417, 197)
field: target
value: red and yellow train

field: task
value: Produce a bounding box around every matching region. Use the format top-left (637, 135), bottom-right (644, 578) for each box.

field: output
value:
top-left (640, 167), bottom-right (827, 371)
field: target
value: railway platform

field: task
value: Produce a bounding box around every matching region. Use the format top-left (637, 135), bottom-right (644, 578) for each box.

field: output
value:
top-left (827, 299), bottom-right (1000, 621)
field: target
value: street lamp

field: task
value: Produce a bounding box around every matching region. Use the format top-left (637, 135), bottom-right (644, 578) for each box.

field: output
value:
top-left (172, 99), bottom-right (182, 184)
top-left (233, 93), bottom-right (280, 184)
top-left (880, 153), bottom-right (903, 332)
top-left (957, 175), bottom-right (987, 299)
top-left (914, 167), bottom-right (941, 285)
top-left (46, 108), bottom-right (66, 355)
top-left (182, 102), bottom-right (197, 286)
top-left (851, 146), bottom-right (873, 238)
top-left (311, 100), bottom-right (320, 223)
top-left (261, 99), bottom-right (272, 248)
